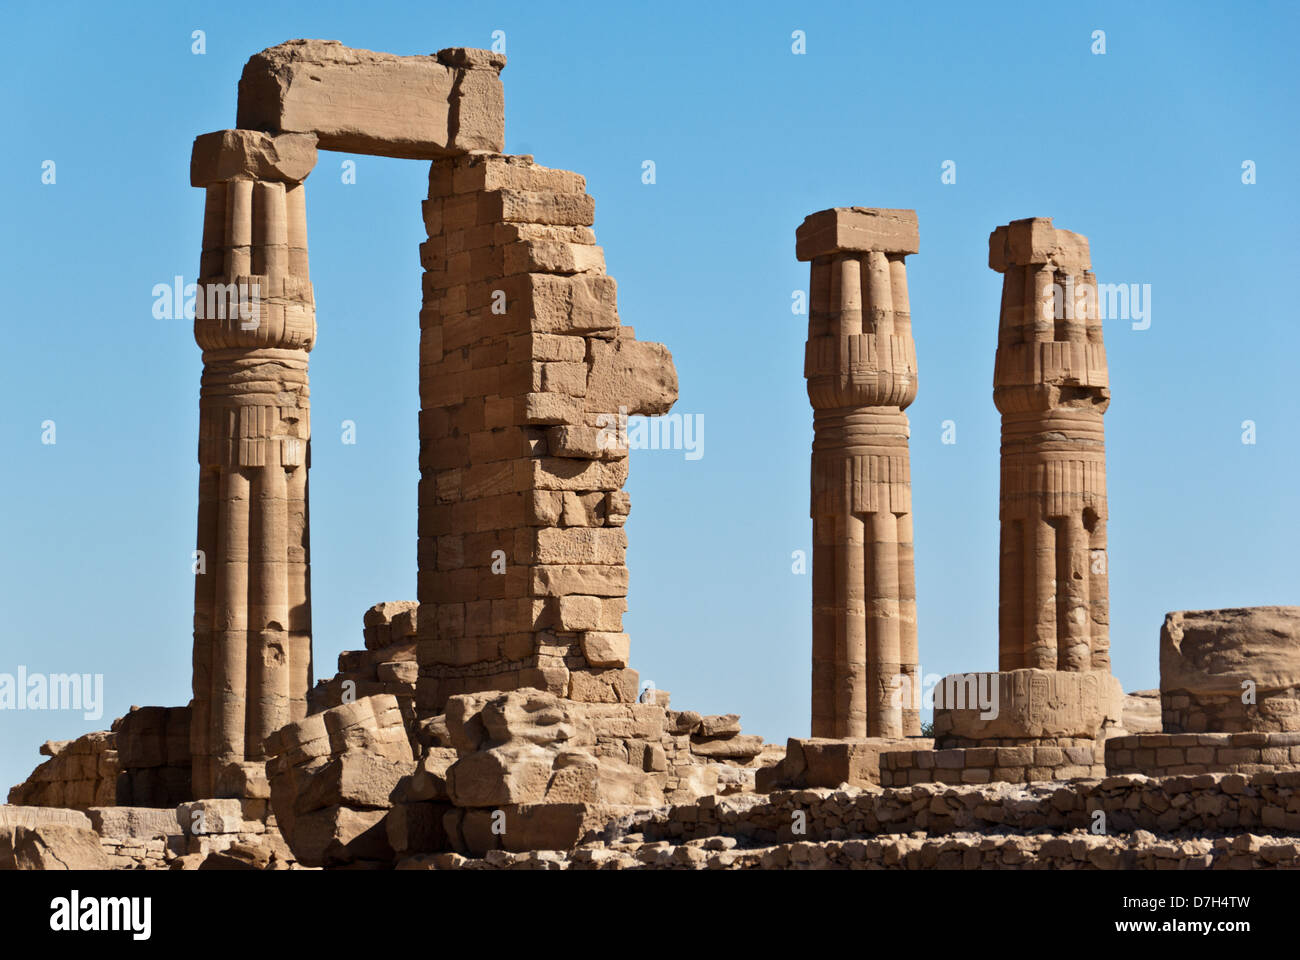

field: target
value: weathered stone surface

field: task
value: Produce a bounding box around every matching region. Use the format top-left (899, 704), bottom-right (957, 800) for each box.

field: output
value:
top-left (934, 669), bottom-right (1124, 742)
top-left (386, 801), bottom-right (449, 855)
top-left (1161, 607), bottom-right (1300, 733)
top-left (114, 705), bottom-right (192, 807)
top-left (442, 689), bottom-right (667, 814)
top-left (406, 748), bottom-right (459, 802)
top-left (690, 735), bottom-right (765, 760)
top-left (0, 806), bottom-right (92, 830)
top-left (416, 148), bottom-right (677, 715)
top-left (1122, 690), bottom-right (1162, 735)
top-left (295, 752), bottom-right (414, 813)
top-left (0, 822), bottom-right (109, 870)
top-left (87, 807), bottom-right (183, 840)
top-left (583, 339), bottom-right (678, 417)
top-left (237, 40), bottom-right (505, 158)
top-left (796, 207), bottom-right (920, 260)
top-left (190, 129), bottom-right (318, 186)
top-left (447, 743), bottom-right (556, 807)
top-left (292, 806), bottom-right (392, 866)
top-left (758, 737), bottom-right (933, 791)
top-left (7, 730), bottom-right (118, 809)
top-left (580, 632), bottom-right (630, 669)
top-left (266, 694), bottom-right (415, 867)
top-left (990, 217), bottom-right (1090, 274)
top-left (177, 799), bottom-right (246, 835)
top-left (698, 714), bottom-right (742, 737)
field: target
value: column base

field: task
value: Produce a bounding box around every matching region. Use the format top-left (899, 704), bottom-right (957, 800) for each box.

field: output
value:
top-left (932, 668), bottom-right (1124, 743)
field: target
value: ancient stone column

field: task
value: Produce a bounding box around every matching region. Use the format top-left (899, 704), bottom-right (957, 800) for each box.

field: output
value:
top-left (189, 130), bottom-right (318, 798)
top-left (990, 218), bottom-right (1110, 676)
top-left (796, 208), bottom-right (921, 739)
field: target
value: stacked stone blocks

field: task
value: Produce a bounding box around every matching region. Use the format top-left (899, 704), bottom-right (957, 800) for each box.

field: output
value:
top-left (416, 152), bottom-right (677, 715)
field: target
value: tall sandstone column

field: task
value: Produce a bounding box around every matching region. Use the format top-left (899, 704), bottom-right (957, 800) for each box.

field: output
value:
top-left (189, 130), bottom-right (318, 798)
top-left (990, 218), bottom-right (1110, 676)
top-left (796, 207), bottom-right (921, 739)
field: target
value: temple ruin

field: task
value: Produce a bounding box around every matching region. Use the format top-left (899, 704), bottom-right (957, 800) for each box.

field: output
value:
top-left (4, 39), bottom-right (1299, 874)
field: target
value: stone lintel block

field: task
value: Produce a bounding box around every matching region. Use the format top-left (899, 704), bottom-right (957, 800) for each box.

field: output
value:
top-left (795, 207), bottom-right (919, 262)
top-left (988, 217), bottom-right (1090, 273)
top-left (190, 129), bottom-right (319, 186)
top-left (934, 668), bottom-right (1124, 741)
top-left (237, 39), bottom-right (505, 159)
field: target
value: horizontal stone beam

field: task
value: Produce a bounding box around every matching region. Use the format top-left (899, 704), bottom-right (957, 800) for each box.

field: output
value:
top-left (795, 207), bottom-right (919, 261)
top-left (988, 216), bottom-right (1090, 273)
top-left (236, 39), bottom-right (505, 159)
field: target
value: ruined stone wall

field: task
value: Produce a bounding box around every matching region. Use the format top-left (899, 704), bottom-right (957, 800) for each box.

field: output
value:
top-left (113, 706), bottom-right (193, 807)
top-left (409, 830), bottom-right (1300, 871)
top-left (7, 732), bottom-right (118, 809)
top-left (308, 602), bottom-right (419, 713)
top-left (415, 153), bottom-right (676, 716)
top-left (1160, 607), bottom-right (1300, 733)
top-left (634, 771), bottom-right (1300, 843)
top-left (1107, 732), bottom-right (1300, 777)
top-left (880, 737), bottom-right (1105, 787)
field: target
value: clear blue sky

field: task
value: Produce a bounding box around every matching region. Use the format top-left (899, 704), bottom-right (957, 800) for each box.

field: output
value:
top-left (2, 1), bottom-right (1296, 792)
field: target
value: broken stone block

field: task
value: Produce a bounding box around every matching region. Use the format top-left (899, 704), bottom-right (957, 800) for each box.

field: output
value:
top-left (1160, 607), bottom-right (1300, 733)
top-left (698, 714), bottom-right (741, 737)
top-left (689, 735), bottom-right (765, 760)
top-left (190, 129), bottom-right (318, 186)
top-left (386, 801), bottom-right (449, 855)
top-left (584, 339), bottom-right (678, 417)
top-left (292, 806), bottom-right (392, 866)
top-left (295, 752), bottom-right (414, 814)
top-left (177, 799), bottom-right (246, 836)
top-left (446, 742), bottom-right (556, 807)
top-left (0, 822), bottom-right (109, 870)
top-left (406, 748), bottom-right (459, 802)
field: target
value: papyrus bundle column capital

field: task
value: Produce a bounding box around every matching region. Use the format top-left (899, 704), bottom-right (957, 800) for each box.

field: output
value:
top-left (990, 217), bottom-right (1107, 416)
top-left (798, 207), bottom-right (919, 412)
top-left (190, 130), bottom-right (318, 358)
top-left (799, 207), bottom-right (920, 740)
